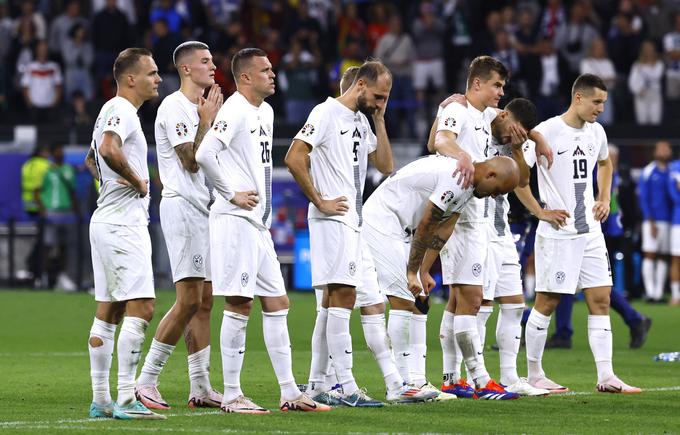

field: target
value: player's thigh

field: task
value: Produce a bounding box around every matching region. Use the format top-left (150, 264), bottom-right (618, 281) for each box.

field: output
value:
top-left (642, 220), bottom-right (669, 254)
top-left (160, 196), bottom-right (209, 283)
top-left (209, 214), bottom-right (259, 299)
top-left (491, 240), bottom-right (523, 300)
top-left (577, 233), bottom-right (613, 290)
top-left (354, 236), bottom-right (386, 308)
top-left (255, 229), bottom-right (287, 299)
top-left (441, 221), bottom-right (488, 286)
top-left (671, 225), bottom-right (680, 257)
top-left (363, 224), bottom-right (411, 302)
top-left (535, 234), bottom-right (586, 295)
top-left (309, 219), bottom-right (361, 288)
top-left (412, 61), bottom-right (429, 90)
top-left (90, 222), bottom-right (154, 302)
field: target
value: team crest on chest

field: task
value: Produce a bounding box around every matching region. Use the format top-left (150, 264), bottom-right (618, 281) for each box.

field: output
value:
top-left (300, 123), bottom-right (315, 136)
top-left (587, 143), bottom-right (596, 156)
top-left (214, 120), bottom-right (228, 133)
top-left (176, 122), bottom-right (188, 137)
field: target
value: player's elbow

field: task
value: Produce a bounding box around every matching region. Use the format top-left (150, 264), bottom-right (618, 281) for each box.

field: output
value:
top-left (377, 160), bottom-right (394, 175)
top-left (194, 147), bottom-right (209, 168)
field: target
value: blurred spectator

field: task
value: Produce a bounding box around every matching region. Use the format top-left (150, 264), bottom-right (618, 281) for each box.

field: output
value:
top-left (92, 0), bottom-right (137, 26)
top-left (61, 23), bottom-right (94, 102)
top-left (476, 10), bottom-right (502, 56)
top-left (150, 18), bottom-right (181, 99)
top-left (13, 0), bottom-right (46, 40)
top-left (202, 0), bottom-right (240, 28)
top-left (337, 1), bottom-right (366, 55)
top-left (213, 51), bottom-right (237, 97)
top-left (286, 2), bottom-right (323, 54)
top-left (366, 2), bottom-right (390, 52)
top-left (307, 0), bottom-right (333, 31)
top-left (492, 30), bottom-right (519, 77)
top-left (210, 18), bottom-right (245, 54)
top-left (554, 1), bottom-right (599, 86)
top-left (641, 0), bottom-right (674, 44)
top-left (412, 1), bottom-right (446, 119)
top-left (539, 0), bottom-right (566, 39)
top-left (48, 0), bottom-right (87, 59)
top-left (500, 5), bottom-right (517, 35)
top-left (514, 6), bottom-right (541, 99)
top-left (616, 0), bottom-right (643, 34)
top-left (537, 37), bottom-right (567, 119)
top-left (21, 144), bottom-right (51, 286)
top-left (66, 89), bottom-right (92, 128)
top-left (330, 38), bottom-right (363, 93)
top-left (0, 1), bottom-right (11, 111)
top-left (9, 14), bottom-right (38, 79)
top-left (442, 0), bottom-right (473, 91)
top-left (629, 40), bottom-right (664, 125)
top-left (21, 40), bottom-right (62, 123)
top-left (150, 0), bottom-right (183, 35)
top-left (280, 36), bottom-right (320, 125)
top-left (580, 38), bottom-right (616, 125)
top-left (92, 0), bottom-right (130, 83)
top-left (663, 13), bottom-right (680, 100)
top-left (374, 13), bottom-right (416, 138)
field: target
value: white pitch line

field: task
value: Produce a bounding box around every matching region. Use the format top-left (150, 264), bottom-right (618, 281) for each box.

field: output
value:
top-left (0, 352), bottom-right (88, 357)
top-left (562, 386), bottom-right (680, 396)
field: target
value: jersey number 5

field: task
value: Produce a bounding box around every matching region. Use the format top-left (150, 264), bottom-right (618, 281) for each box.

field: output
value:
top-left (352, 141), bottom-right (359, 163)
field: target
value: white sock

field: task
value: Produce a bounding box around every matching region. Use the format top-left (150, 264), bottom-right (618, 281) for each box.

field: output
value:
top-left (387, 309), bottom-right (412, 383)
top-left (655, 260), bottom-right (668, 300)
top-left (327, 307), bottom-right (359, 395)
top-left (588, 315), bottom-right (615, 383)
top-left (526, 309), bottom-right (550, 381)
top-left (642, 258), bottom-right (655, 299)
top-left (524, 274), bottom-right (536, 300)
top-left (672, 281), bottom-right (680, 300)
top-left (136, 338), bottom-right (175, 387)
top-left (476, 305), bottom-right (494, 349)
top-left (263, 309), bottom-right (301, 401)
top-left (308, 307), bottom-right (330, 393)
top-left (440, 310), bottom-right (461, 385)
top-left (409, 314), bottom-right (428, 387)
top-left (89, 317), bottom-right (116, 405)
top-left (362, 313), bottom-right (403, 392)
top-left (220, 310), bottom-right (248, 403)
top-left (496, 303), bottom-right (524, 386)
top-left (188, 345), bottom-right (212, 397)
top-left (117, 317), bottom-right (148, 405)
top-left (454, 314), bottom-right (490, 388)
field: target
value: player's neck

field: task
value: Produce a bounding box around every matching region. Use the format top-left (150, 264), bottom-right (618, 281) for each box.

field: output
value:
top-left (180, 81), bottom-right (205, 104)
top-left (464, 92), bottom-right (486, 112)
top-left (336, 91), bottom-right (358, 112)
top-left (116, 89), bottom-right (144, 110)
top-left (561, 109), bottom-right (585, 129)
top-left (238, 88), bottom-right (264, 107)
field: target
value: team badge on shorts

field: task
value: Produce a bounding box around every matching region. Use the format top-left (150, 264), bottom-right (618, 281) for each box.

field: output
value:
top-left (444, 117), bottom-right (456, 127)
top-left (214, 120), bottom-right (228, 133)
top-left (241, 272), bottom-right (249, 287)
top-left (472, 263), bottom-right (482, 277)
top-left (349, 261), bottom-right (357, 276)
top-left (555, 271), bottom-right (566, 285)
top-left (192, 254), bottom-right (203, 272)
top-left (176, 122), bottom-right (188, 137)
top-left (300, 123), bottom-right (315, 136)
top-left (106, 115), bottom-right (121, 127)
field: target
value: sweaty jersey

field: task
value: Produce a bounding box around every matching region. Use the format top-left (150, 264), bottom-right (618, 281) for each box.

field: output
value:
top-left (155, 91), bottom-right (211, 215)
top-left (294, 97), bottom-right (377, 231)
top-left (90, 96), bottom-right (150, 226)
top-left (525, 115), bottom-right (609, 239)
top-left (667, 160), bottom-right (680, 225)
top-left (437, 102), bottom-right (496, 223)
top-left (638, 161), bottom-right (672, 222)
top-left (197, 91), bottom-right (274, 230)
top-left (363, 155), bottom-right (474, 242)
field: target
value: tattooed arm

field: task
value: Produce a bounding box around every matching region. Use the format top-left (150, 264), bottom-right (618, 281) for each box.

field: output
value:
top-left (98, 131), bottom-right (148, 197)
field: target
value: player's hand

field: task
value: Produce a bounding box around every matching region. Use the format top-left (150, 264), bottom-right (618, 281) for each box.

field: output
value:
top-left (198, 84), bottom-right (222, 125)
top-left (317, 196), bottom-right (349, 216)
top-left (650, 220), bottom-right (658, 238)
top-left (230, 190), bottom-right (259, 210)
top-left (440, 93), bottom-right (467, 108)
top-left (537, 208), bottom-right (570, 229)
top-left (509, 123), bottom-right (528, 150)
top-left (453, 151), bottom-right (475, 189)
top-left (117, 178), bottom-right (149, 197)
top-left (534, 136), bottom-right (554, 169)
top-left (420, 270), bottom-right (436, 295)
top-left (407, 271), bottom-right (423, 297)
top-left (592, 201), bottom-right (610, 222)
top-left (372, 95), bottom-right (388, 121)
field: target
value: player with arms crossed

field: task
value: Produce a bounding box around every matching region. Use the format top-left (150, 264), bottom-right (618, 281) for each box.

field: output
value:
top-left (84, 48), bottom-right (165, 419)
top-left (196, 48), bottom-right (330, 414)
top-left (135, 41), bottom-right (223, 410)
top-left (286, 61), bottom-right (402, 407)
top-left (515, 73), bottom-right (641, 393)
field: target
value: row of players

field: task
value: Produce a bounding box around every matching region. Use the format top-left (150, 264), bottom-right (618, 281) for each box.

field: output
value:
top-left (84, 42), bottom-right (640, 419)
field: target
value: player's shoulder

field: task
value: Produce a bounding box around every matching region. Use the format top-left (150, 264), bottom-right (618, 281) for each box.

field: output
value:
top-left (641, 162), bottom-right (657, 179)
top-left (260, 100), bottom-right (275, 118)
top-left (483, 107), bottom-right (499, 123)
top-left (440, 101), bottom-right (468, 118)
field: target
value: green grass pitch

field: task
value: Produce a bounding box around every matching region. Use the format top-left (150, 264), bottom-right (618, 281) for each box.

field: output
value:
top-left (0, 289), bottom-right (679, 434)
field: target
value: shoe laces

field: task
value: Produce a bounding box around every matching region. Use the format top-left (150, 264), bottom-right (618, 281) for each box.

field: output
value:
top-left (483, 380), bottom-right (506, 393)
top-left (455, 378), bottom-right (472, 388)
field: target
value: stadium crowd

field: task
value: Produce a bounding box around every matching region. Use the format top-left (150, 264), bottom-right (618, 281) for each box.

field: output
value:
top-left (3, 0), bottom-right (680, 135)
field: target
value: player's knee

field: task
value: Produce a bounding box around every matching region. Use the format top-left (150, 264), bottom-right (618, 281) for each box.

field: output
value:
top-left (180, 298), bottom-right (202, 317)
top-left (226, 297), bottom-right (252, 316)
top-left (88, 336), bottom-right (103, 347)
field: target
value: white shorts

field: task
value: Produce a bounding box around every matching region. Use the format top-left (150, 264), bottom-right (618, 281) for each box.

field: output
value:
top-left (642, 220), bottom-right (671, 254)
top-left (483, 237), bottom-right (523, 301)
top-left (160, 196), bottom-right (211, 282)
top-left (90, 222), bottom-right (155, 302)
top-left (209, 213), bottom-right (286, 299)
top-left (413, 58), bottom-right (445, 91)
top-left (672, 225), bottom-right (680, 257)
top-left (309, 219), bottom-right (361, 288)
top-left (441, 221), bottom-right (488, 286)
top-left (535, 232), bottom-right (613, 294)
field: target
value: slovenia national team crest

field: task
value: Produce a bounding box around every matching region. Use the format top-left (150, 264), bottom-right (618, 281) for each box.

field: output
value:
top-left (214, 120), bottom-right (228, 133)
top-left (106, 115), bottom-right (121, 127)
top-left (444, 117), bottom-right (456, 127)
top-left (300, 123), bottom-right (315, 137)
top-left (472, 263), bottom-right (482, 277)
top-left (192, 254), bottom-right (203, 272)
top-left (349, 261), bottom-right (357, 276)
top-left (555, 271), bottom-right (566, 285)
top-left (441, 190), bottom-right (455, 204)
top-left (587, 143), bottom-right (596, 156)
top-left (176, 122), bottom-right (188, 137)
top-left (241, 272), bottom-right (249, 287)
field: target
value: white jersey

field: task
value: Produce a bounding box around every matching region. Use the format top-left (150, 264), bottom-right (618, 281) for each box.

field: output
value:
top-left (90, 96), bottom-right (150, 226)
top-left (437, 102), bottom-right (497, 223)
top-left (525, 115), bottom-right (609, 239)
top-left (294, 97), bottom-right (377, 231)
top-left (199, 91), bottom-right (274, 230)
top-left (155, 91), bottom-right (211, 215)
top-left (363, 155), bottom-right (474, 242)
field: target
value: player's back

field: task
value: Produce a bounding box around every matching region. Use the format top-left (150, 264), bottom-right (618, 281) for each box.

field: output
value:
top-left (667, 160), bottom-right (680, 224)
top-left (639, 161), bottom-right (672, 222)
top-left (90, 96), bottom-right (150, 226)
top-left (364, 155), bottom-right (472, 241)
top-left (154, 91), bottom-right (210, 215)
